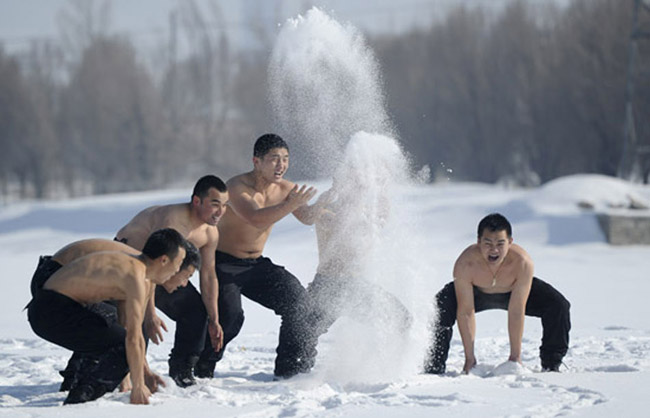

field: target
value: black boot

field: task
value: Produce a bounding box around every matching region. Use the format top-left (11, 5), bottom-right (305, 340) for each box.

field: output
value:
top-left (194, 359), bottom-right (216, 379)
top-left (59, 369), bottom-right (79, 392)
top-left (64, 382), bottom-right (108, 404)
top-left (169, 355), bottom-right (199, 388)
top-left (59, 354), bottom-right (100, 391)
top-left (541, 350), bottom-right (565, 372)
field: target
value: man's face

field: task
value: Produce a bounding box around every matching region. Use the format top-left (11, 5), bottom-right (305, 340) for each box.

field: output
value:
top-left (156, 246), bottom-right (186, 284)
top-left (478, 229), bottom-right (512, 265)
top-left (161, 265), bottom-right (196, 293)
top-left (193, 188), bottom-right (229, 226)
top-left (254, 147), bottom-right (289, 182)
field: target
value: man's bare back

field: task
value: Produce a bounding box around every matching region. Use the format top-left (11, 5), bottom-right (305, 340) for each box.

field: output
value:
top-left (44, 252), bottom-right (151, 306)
top-left (116, 204), bottom-right (217, 251)
top-left (52, 239), bottom-right (140, 266)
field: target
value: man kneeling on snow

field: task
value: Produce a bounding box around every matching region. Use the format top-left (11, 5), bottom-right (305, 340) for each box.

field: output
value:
top-left (27, 228), bottom-right (186, 405)
top-left (424, 213), bottom-right (571, 374)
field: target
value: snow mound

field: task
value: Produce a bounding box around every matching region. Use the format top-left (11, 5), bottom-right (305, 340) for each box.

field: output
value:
top-left (530, 174), bottom-right (650, 215)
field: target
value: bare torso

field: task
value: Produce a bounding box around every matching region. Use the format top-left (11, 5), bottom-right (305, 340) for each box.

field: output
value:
top-left (44, 252), bottom-right (148, 306)
top-left (116, 203), bottom-right (216, 251)
top-left (217, 172), bottom-right (295, 259)
top-left (52, 239), bottom-right (140, 265)
top-left (456, 243), bottom-right (531, 294)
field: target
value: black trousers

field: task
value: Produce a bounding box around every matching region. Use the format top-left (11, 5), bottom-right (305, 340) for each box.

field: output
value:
top-left (27, 290), bottom-right (128, 391)
top-left (425, 277), bottom-right (571, 373)
top-left (155, 282), bottom-right (208, 361)
top-left (199, 251), bottom-right (318, 377)
top-left (307, 273), bottom-right (413, 335)
top-left (29, 255), bottom-right (62, 297)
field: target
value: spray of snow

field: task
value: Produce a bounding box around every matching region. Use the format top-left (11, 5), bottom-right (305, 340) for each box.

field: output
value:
top-left (269, 8), bottom-right (437, 384)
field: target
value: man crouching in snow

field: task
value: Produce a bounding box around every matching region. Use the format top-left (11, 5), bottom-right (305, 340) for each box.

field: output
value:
top-left (27, 228), bottom-right (186, 405)
top-left (425, 213), bottom-right (571, 374)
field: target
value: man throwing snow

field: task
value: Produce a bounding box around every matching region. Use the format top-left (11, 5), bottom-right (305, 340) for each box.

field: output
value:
top-left (425, 213), bottom-right (571, 374)
top-left (194, 133), bottom-right (319, 379)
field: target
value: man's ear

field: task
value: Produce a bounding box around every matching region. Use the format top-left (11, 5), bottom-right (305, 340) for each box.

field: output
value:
top-left (509, 237), bottom-right (514, 244)
top-left (160, 255), bottom-right (170, 266)
top-left (192, 195), bottom-right (201, 206)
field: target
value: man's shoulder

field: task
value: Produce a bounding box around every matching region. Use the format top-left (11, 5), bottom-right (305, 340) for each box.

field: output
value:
top-left (191, 223), bottom-right (219, 248)
top-left (227, 173), bottom-right (252, 188)
top-left (453, 245), bottom-right (480, 278)
top-left (509, 244), bottom-right (533, 265)
top-left (457, 244), bottom-right (479, 263)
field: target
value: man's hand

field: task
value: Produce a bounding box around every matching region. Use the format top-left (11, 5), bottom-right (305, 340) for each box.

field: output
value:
top-left (144, 369), bottom-right (166, 393)
top-left (144, 313), bottom-right (168, 345)
top-left (130, 385), bottom-right (152, 405)
top-left (508, 354), bottom-right (522, 364)
top-left (119, 373), bottom-right (132, 392)
top-left (208, 320), bottom-right (224, 352)
top-left (286, 184), bottom-right (317, 209)
top-left (462, 356), bottom-right (477, 374)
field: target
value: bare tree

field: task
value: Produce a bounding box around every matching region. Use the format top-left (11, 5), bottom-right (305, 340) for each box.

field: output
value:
top-left (163, 0), bottom-right (236, 175)
top-left (60, 37), bottom-right (171, 194)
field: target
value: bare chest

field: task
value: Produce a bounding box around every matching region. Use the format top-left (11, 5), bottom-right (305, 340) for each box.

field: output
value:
top-left (471, 265), bottom-right (517, 293)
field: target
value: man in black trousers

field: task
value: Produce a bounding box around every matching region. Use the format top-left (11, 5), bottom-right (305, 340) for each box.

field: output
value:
top-left (425, 213), bottom-right (571, 374)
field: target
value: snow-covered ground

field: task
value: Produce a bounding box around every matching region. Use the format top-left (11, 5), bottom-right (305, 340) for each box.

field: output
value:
top-left (1, 174), bottom-right (649, 417)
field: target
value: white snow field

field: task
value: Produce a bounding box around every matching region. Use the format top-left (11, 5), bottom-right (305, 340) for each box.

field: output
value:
top-left (1, 174), bottom-right (650, 417)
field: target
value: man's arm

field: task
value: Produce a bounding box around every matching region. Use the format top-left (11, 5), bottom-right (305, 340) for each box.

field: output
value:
top-left (454, 261), bottom-right (477, 374)
top-left (143, 292), bottom-right (167, 344)
top-left (507, 259), bottom-right (534, 363)
top-left (199, 231), bottom-right (223, 352)
top-left (230, 182), bottom-right (316, 229)
top-left (121, 278), bottom-right (152, 405)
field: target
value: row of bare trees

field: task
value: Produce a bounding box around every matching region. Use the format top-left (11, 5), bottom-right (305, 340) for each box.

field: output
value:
top-left (375, 0), bottom-right (650, 184)
top-left (1, 0), bottom-right (648, 201)
top-left (1, 0), bottom-right (260, 200)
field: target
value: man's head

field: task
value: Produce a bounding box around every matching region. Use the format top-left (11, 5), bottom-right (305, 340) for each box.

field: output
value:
top-left (253, 133), bottom-right (290, 182)
top-left (141, 228), bottom-right (186, 284)
top-left (162, 240), bottom-right (201, 293)
top-left (191, 175), bottom-right (229, 226)
top-left (477, 213), bottom-right (513, 265)
top-left (161, 240), bottom-right (201, 293)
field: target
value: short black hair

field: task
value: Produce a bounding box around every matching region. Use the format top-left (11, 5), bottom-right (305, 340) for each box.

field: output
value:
top-left (141, 228), bottom-right (185, 261)
top-left (253, 133), bottom-right (289, 158)
top-left (192, 175), bottom-right (227, 201)
top-left (477, 213), bottom-right (512, 238)
top-left (180, 240), bottom-right (201, 271)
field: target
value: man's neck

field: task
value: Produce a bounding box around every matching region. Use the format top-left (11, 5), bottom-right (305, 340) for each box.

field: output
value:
top-left (250, 170), bottom-right (275, 193)
top-left (186, 202), bottom-right (205, 230)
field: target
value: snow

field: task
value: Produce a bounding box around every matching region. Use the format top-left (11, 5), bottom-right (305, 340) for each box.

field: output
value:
top-left (1, 174), bottom-right (650, 417)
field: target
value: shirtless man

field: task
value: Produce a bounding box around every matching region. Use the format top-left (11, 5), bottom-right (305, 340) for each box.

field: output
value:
top-left (424, 213), bottom-right (571, 374)
top-left (115, 175), bottom-right (228, 387)
top-left (49, 238), bottom-right (202, 391)
top-left (30, 238), bottom-right (141, 391)
top-left (194, 133), bottom-right (318, 379)
top-left (30, 238), bottom-right (140, 298)
top-left (27, 228), bottom-right (186, 405)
